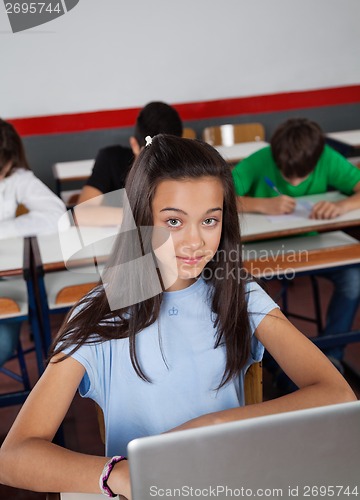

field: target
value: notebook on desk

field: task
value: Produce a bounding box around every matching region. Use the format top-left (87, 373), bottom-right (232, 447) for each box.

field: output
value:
top-left (128, 401), bottom-right (360, 500)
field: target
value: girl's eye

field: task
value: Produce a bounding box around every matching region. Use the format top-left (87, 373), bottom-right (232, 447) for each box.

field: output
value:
top-left (203, 218), bottom-right (218, 226)
top-left (166, 218), bottom-right (181, 228)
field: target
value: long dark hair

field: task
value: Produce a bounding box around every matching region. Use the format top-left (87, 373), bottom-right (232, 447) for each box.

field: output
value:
top-left (0, 119), bottom-right (30, 175)
top-left (52, 135), bottom-right (251, 387)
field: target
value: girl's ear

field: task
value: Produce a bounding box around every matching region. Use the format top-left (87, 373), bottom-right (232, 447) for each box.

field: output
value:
top-left (129, 136), bottom-right (141, 157)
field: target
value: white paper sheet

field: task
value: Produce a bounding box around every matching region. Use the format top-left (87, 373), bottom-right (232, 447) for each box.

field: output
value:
top-left (266, 200), bottom-right (313, 223)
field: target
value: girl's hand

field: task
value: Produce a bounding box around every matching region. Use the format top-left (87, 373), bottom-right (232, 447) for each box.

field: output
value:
top-left (263, 196), bottom-right (296, 215)
top-left (310, 200), bottom-right (345, 219)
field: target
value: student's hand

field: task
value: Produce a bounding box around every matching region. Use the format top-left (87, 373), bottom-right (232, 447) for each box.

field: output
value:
top-left (310, 201), bottom-right (345, 219)
top-left (108, 459), bottom-right (132, 500)
top-left (263, 196), bottom-right (296, 215)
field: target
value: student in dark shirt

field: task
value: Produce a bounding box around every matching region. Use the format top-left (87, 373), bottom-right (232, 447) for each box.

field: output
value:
top-left (78, 102), bottom-right (183, 204)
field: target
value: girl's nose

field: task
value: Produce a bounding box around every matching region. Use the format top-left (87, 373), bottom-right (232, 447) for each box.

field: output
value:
top-left (182, 225), bottom-right (205, 250)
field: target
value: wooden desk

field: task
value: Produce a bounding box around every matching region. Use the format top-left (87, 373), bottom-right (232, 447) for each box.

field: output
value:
top-left (243, 230), bottom-right (360, 350)
top-left (240, 192), bottom-right (360, 242)
top-left (52, 159), bottom-right (94, 205)
top-left (243, 231), bottom-right (360, 278)
top-left (52, 160), bottom-right (94, 183)
top-left (36, 226), bottom-right (118, 272)
top-left (0, 236), bottom-right (25, 278)
top-left (215, 141), bottom-right (269, 164)
top-left (326, 129), bottom-right (360, 148)
top-left (0, 237), bottom-right (28, 321)
top-left (33, 226), bottom-right (118, 353)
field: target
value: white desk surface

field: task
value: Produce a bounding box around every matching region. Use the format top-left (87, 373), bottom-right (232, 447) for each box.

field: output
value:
top-left (34, 190), bottom-right (360, 267)
top-left (37, 226), bottom-right (118, 270)
top-left (52, 159), bottom-right (94, 180)
top-left (348, 156), bottom-right (360, 167)
top-left (0, 237), bottom-right (24, 275)
top-left (240, 191), bottom-right (360, 241)
top-left (215, 141), bottom-right (269, 163)
top-left (326, 129), bottom-right (360, 147)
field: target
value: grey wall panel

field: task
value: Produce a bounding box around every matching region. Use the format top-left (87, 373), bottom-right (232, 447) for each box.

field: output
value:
top-left (22, 103), bottom-right (360, 192)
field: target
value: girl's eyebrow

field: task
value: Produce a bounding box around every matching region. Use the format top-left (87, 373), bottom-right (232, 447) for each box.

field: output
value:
top-left (159, 207), bottom-right (223, 215)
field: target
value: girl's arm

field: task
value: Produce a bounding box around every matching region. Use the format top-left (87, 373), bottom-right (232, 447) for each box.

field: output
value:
top-left (0, 171), bottom-right (66, 239)
top-left (311, 181), bottom-right (360, 219)
top-left (0, 355), bottom-right (131, 498)
top-left (170, 308), bottom-right (356, 431)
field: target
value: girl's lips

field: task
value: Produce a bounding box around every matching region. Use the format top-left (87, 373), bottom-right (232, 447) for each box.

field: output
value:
top-left (177, 256), bottom-right (204, 265)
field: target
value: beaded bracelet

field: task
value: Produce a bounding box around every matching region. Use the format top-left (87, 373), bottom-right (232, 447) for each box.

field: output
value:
top-left (99, 455), bottom-right (127, 498)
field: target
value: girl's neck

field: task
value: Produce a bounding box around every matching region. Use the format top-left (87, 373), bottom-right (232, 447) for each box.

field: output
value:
top-left (165, 277), bottom-right (197, 292)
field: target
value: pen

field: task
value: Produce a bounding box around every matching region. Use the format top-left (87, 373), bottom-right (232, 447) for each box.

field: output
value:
top-left (264, 176), bottom-right (313, 211)
top-left (264, 176), bottom-right (282, 196)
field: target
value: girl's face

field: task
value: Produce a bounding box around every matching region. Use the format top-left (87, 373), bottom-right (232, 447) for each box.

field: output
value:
top-left (152, 176), bottom-right (224, 292)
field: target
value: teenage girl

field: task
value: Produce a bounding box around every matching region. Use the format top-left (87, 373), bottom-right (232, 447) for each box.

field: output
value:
top-left (0, 135), bottom-right (355, 499)
top-left (0, 119), bottom-right (65, 239)
top-left (0, 119), bottom-right (66, 370)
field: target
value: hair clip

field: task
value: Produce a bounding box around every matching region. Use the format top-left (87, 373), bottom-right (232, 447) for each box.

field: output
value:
top-left (145, 136), bottom-right (152, 147)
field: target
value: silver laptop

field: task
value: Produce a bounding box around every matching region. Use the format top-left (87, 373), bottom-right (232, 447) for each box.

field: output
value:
top-left (128, 401), bottom-right (360, 500)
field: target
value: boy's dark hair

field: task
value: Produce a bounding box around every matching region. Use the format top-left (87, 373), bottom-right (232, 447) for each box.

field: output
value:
top-left (0, 119), bottom-right (30, 174)
top-left (134, 102), bottom-right (183, 147)
top-left (271, 118), bottom-right (325, 179)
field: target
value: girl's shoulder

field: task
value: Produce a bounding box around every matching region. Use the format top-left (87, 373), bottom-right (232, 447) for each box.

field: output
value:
top-left (244, 279), bottom-right (262, 293)
top-left (244, 280), bottom-right (279, 333)
top-left (11, 167), bottom-right (33, 175)
top-left (245, 279), bottom-right (279, 311)
top-left (10, 168), bottom-right (35, 181)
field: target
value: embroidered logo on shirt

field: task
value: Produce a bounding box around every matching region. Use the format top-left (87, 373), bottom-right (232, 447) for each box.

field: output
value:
top-left (168, 306), bottom-right (179, 317)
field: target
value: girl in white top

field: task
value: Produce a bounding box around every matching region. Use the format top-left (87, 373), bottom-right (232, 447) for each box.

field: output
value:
top-left (0, 119), bottom-right (65, 239)
top-left (0, 119), bottom-right (66, 368)
top-left (0, 135), bottom-right (356, 499)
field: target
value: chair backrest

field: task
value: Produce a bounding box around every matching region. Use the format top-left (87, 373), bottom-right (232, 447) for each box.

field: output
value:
top-left (244, 361), bottom-right (263, 405)
top-left (182, 127), bottom-right (197, 139)
top-left (15, 203), bottom-right (29, 217)
top-left (0, 297), bottom-right (21, 315)
top-left (55, 282), bottom-right (98, 305)
top-left (203, 123), bottom-right (265, 146)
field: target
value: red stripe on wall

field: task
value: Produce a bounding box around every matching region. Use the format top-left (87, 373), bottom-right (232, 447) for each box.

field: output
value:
top-left (7, 85), bottom-right (360, 137)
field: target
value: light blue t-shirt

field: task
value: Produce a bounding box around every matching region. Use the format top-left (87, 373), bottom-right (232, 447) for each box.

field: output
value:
top-left (67, 278), bottom-right (278, 456)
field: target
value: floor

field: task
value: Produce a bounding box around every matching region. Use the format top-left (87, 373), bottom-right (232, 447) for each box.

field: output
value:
top-left (1, 276), bottom-right (360, 499)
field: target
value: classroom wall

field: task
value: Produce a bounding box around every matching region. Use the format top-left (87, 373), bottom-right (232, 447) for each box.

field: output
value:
top-left (1, 0), bottom-right (359, 189)
top-left (22, 102), bottom-right (360, 192)
top-left (1, 0), bottom-right (360, 119)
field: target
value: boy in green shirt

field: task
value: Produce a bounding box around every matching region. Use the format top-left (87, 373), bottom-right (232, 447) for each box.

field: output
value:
top-left (233, 118), bottom-right (360, 217)
top-left (232, 118), bottom-right (360, 368)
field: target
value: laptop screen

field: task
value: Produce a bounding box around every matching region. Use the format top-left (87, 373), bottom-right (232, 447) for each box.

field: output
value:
top-left (128, 401), bottom-right (360, 500)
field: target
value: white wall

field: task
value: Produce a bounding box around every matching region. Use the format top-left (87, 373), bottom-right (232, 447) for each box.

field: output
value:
top-left (1, 0), bottom-right (359, 119)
